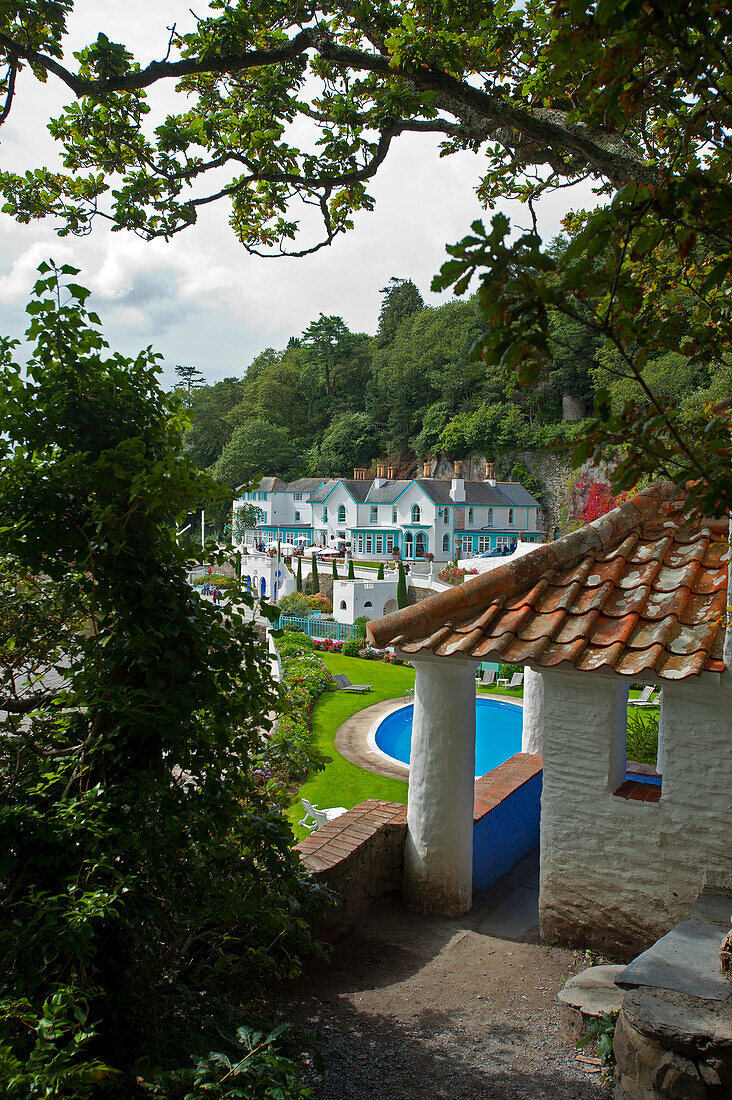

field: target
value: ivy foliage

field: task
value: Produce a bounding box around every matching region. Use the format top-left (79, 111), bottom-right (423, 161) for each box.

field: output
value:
top-left (0, 263), bottom-right (326, 1096)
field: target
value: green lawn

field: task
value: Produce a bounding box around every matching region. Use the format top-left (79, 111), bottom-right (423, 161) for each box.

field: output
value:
top-left (287, 653), bottom-right (413, 840)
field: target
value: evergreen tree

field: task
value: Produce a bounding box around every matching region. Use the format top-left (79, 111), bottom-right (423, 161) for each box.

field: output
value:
top-left (377, 562), bottom-right (384, 580)
top-left (397, 561), bottom-right (408, 609)
top-left (376, 278), bottom-right (425, 348)
top-left (296, 555), bottom-right (303, 592)
top-left (332, 559), bottom-right (338, 581)
top-left (310, 556), bottom-right (319, 594)
top-left (347, 559), bottom-right (355, 580)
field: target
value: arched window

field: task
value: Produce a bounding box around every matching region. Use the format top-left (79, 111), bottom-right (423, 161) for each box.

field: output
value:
top-left (338, 504), bottom-right (346, 523)
top-left (364, 601), bottom-right (372, 608)
top-left (404, 532), bottom-right (413, 557)
top-left (339, 600), bottom-right (347, 610)
top-left (468, 507), bottom-right (474, 525)
top-left (487, 507), bottom-right (493, 527)
top-left (509, 508), bottom-right (514, 524)
top-left (442, 533), bottom-right (450, 552)
top-left (322, 506), bottom-right (328, 523)
top-left (411, 504), bottom-right (421, 523)
top-left (415, 532), bottom-right (427, 558)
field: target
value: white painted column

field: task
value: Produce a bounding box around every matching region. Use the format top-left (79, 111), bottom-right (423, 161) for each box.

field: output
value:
top-left (403, 653), bottom-right (477, 917)
top-left (522, 665), bottom-right (544, 754)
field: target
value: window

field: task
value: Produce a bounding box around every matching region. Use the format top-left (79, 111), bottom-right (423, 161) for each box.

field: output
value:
top-left (364, 601), bottom-right (373, 608)
top-left (442, 533), bottom-right (450, 552)
top-left (340, 600), bottom-right (347, 610)
top-left (509, 508), bottom-right (514, 525)
top-left (294, 510), bottom-right (300, 522)
top-left (468, 507), bottom-right (474, 525)
top-left (370, 505), bottom-right (378, 523)
top-left (487, 507), bottom-right (493, 527)
top-left (376, 534), bottom-right (383, 553)
top-left (322, 507), bottom-right (328, 523)
top-left (385, 534), bottom-right (394, 553)
top-left (392, 506), bottom-right (397, 523)
top-left (366, 534), bottom-right (373, 554)
top-left (262, 492), bottom-right (267, 500)
top-left (357, 533), bottom-right (364, 554)
top-left (404, 532), bottom-right (413, 557)
top-left (496, 536), bottom-right (510, 548)
top-left (415, 533), bottom-right (428, 558)
top-left (293, 492), bottom-right (302, 500)
top-left (338, 504), bottom-right (346, 523)
top-left (478, 536), bottom-right (491, 552)
top-left (444, 508), bottom-right (449, 524)
top-left (411, 504), bottom-right (421, 523)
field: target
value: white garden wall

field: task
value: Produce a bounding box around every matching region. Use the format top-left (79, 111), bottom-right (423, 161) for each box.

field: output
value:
top-left (539, 667), bottom-right (732, 958)
top-left (333, 578), bottom-right (398, 624)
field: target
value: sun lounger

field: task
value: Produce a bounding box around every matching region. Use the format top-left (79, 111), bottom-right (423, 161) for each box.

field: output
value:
top-left (333, 673), bottom-right (372, 693)
top-left (497, 671), bottom-right (524, 689)
top-left (629, 685), bottom-right (661, 708)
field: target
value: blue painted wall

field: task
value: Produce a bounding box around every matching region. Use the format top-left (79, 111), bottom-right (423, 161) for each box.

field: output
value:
top-left (472, 772), bottom-right (542, 892)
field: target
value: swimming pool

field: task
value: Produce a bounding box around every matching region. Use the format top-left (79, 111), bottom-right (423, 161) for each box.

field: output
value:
top-left (371, 697), bottom-right (523, 778)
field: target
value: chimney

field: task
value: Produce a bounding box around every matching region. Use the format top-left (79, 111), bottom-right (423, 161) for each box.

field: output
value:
top-left (353, 467), bottom-right (360, 480)
top-left (422, 460), bottom-right (431, 478)
top-left (486, 461), bottom-right (496, 487)
top-left (376, 463), bottom-right (386, 479)
top-left (454, 460), bottom-right (463, 478)
top-left (387, 464), bottom-right (396, 480)
top-left (450, 477), bottom-right (465, 502)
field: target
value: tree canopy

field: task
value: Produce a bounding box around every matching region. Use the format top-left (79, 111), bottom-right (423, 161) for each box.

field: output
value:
top-left (1, 0), bottom-right (731, 511)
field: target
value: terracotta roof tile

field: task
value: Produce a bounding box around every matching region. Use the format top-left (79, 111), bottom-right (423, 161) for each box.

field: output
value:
top-left (367, 483), bottom-right (730, 681)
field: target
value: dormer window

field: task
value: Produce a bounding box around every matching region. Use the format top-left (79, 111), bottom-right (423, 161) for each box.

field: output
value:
top-left (338, 504), bottom-right (346, 523)
top-left (370, 505), bottom-right (378, 523)
top-left (411, 504), bottom-right (421, 524)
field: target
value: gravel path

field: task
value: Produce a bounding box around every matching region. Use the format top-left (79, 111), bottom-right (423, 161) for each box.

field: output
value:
top-left (276, 851), bottom-right (610, 1099)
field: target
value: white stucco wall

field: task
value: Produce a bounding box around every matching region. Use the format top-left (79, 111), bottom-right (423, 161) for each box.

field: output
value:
top-left (539, 666), bottom-right (732, 957)
top-left (332, 578), bottom-right (398, 624)
top-left (239, 551), bottom-right (295, 601)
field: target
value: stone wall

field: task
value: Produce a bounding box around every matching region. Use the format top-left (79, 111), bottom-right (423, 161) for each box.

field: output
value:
top-left (539, 668), bottom-right (732, 958)
top-left (295, 800), bottom-right (407, 940)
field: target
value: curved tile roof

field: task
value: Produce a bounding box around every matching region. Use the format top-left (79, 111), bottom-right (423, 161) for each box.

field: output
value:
top-left (367, 483), bottom-right (730, 680)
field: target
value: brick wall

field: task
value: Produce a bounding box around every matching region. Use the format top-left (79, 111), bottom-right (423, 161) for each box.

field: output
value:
top-left (296, 800), bottom-right (407, 939)
top-left (472, 754), bottom-right (543, 892)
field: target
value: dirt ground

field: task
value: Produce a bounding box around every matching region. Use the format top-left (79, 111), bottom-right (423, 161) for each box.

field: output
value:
top-left (276, 850), bottom-right (611, 1099)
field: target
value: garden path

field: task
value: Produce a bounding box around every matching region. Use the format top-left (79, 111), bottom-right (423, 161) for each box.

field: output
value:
top-left (276, 849), bottom-right (609, 1099)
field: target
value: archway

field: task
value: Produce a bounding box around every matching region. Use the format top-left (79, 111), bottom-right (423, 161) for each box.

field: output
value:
top-left (260, 576), bottom-right (266, 598)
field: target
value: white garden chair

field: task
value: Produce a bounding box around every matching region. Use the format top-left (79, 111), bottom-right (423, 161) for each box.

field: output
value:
top-left (498, 671), bottom-right (524, 689)
top-left (299, 798), bottom-right (348, 832)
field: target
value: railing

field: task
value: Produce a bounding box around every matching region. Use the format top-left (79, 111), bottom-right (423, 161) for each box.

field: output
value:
top-left (277, 615), bottom-right (361, 640)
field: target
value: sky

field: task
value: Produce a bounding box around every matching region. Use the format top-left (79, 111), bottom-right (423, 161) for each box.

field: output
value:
top-left (0, 2), bottom-right (597, 388)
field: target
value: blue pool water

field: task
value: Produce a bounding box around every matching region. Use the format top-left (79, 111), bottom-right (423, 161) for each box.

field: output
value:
top-left (374, 698), bottom-right (523, 778)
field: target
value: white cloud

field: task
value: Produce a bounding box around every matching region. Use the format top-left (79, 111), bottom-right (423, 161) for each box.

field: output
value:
top-left (0, 2), bottom-right (602, 385)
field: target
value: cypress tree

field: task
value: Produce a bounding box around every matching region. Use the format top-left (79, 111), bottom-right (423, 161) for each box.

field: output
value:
top-left (377, 562), bottom-right (384, 580)
top-left (332, 558), bottom-right (338, 581)
top-left (296, 555), bottom-right (303, 592)
top-left (347, 558), bottom-right (355, 580)
top-left (397, 561), bottom-right (408, 608)
top-left (311, 555), bottom-right (319, 594)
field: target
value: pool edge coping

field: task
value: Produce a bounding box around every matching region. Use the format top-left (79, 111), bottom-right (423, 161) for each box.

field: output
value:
top-left (334, 693), bottom-right (523, 782)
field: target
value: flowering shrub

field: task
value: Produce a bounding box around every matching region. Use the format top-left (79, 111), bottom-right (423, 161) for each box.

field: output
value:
top-left (307, 593), bottom-right (332, 613)
top-left (267, 635), bottom-right (332, 782)
top-left (310, 636), bottom-right (344, 652)
top-left (438, 564), bottom-right (479, 586)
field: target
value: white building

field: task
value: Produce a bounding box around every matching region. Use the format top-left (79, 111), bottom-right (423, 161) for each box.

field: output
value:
top-left (233, 463), bottom-right (543, 562)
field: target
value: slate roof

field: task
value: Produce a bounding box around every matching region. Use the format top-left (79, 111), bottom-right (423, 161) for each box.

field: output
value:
top-left (256, 476), bottom-right (288, 492)
top-left (365, 480), bottom-right (411, 503)
top-left (368, 483), bottom-right (730, 681)
top-left (286, 477), bottom-right (327, 493)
